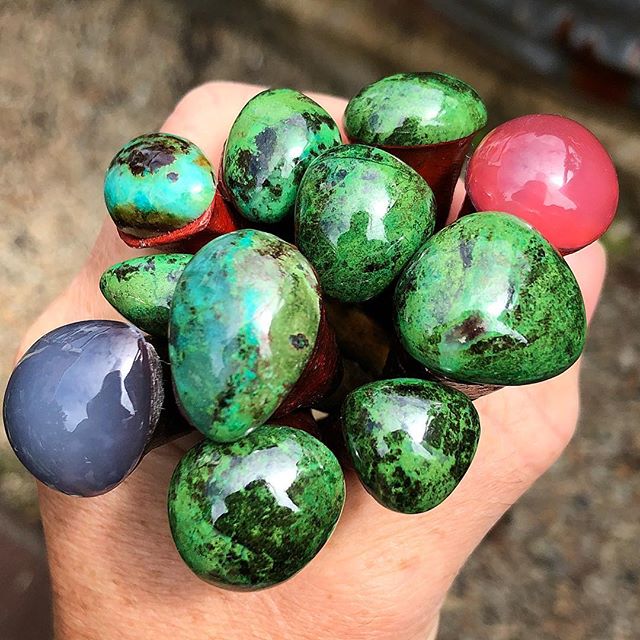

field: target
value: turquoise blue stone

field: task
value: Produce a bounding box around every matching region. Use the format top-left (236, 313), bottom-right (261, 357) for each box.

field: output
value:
top-left (169, 229), bottom-right (321, 442)
top-left (104, 133), bottom-right (216, 238)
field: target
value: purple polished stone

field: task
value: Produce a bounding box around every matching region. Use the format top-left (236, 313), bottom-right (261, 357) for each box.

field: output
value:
top-left (3, 320), bottom-right (164, 496)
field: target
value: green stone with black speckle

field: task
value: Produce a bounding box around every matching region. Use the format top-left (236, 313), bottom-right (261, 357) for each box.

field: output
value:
top-left (100, 254), bottom-right (192, 335)
top-left (295, 144), bottom-right (436, 302)
top-left (394, 212), bottom-right (586, 385)
top-left (345, 72), bottom-right (487, 146)
top-left (169, 229), bottom-right (320, 442)
top-left (342, 378), bottom-right (480, 513)
top-left (167, 424), bottom-right (345, 590)
top-left (104, 132), bottom-right (215, 238)
top-left (222, 88), bottom-right (342, 224)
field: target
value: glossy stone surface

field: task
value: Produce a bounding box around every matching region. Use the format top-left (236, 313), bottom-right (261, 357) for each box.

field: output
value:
top-left (344, 72), bottom-right (487, 146)
top-left (168, 424), bottom-right (345, 590)
top-left (100, 254), bottom-right (192, 335)
top-left (2, 321), bottom-right (163, 496)
top-left (466, 114), bottom-right (619, 253)
top-left (394, 212), bottom-right (586, 385)
top-left (104, 133), bottom-right (216, 238)
top-left (343, 378), bottom-right (480, 513)
top-left (222, 88), bottom-right (342, 224)
top-left (169, 229), bottom-right (320, 442)
top-left (295, 144), bottom-right (436, 302)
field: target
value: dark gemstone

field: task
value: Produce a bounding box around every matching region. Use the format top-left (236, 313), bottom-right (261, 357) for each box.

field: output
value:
top-left (2, 320), bottom-right (164, 496)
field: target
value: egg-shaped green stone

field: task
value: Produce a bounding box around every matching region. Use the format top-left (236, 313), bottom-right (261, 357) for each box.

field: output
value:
top-left (100, 254), bottom-right (192, 335)
top-left (394, 212), bottom-right (586, 385)
top-left (345, 72), bottom-right (487, 146)
top-left (295, 144), bottom-right (436, 302)
top-left (104, 133), bottom-right (215, 238)
top-left (169, 229), bottom-right (320, 442)
top-left (343, 378), bottom-right (480, 513)
top-left (168, 424), bottom-right (345, 590)
top-left (222, 88), bottom-right (342, 224)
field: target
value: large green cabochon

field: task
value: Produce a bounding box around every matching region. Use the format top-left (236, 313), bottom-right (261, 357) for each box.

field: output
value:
top-left (343, 378), bottom-right (480, 514)
top-left (168, 425), bottom-right (345, 590)
top-left (104, 133), bottom-right (215, 237)
top-left (295, 144), bottom-right (436, 302)
top-left (345, 72), bottom-right (487, 146)
top-left (222, 88), bottom-right (342, 224)
top-left (394, 212), bottom-right (586, 385)
top-left (169, 230), bottom-right (321, 442)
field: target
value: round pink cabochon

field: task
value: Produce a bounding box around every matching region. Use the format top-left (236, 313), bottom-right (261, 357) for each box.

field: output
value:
top-left (466, 114), bottom-right (619, 253)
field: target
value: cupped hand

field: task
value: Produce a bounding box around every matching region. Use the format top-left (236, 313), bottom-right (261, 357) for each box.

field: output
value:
top-left (17, 82), bottom-right (606, 640)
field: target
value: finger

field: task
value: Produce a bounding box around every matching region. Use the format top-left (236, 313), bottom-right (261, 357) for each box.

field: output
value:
top-left (565, 240), bottom-right (607, 324)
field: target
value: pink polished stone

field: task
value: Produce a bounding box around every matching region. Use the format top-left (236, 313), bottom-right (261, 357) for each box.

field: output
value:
top-left (466, 114), bottom-right (619, 253)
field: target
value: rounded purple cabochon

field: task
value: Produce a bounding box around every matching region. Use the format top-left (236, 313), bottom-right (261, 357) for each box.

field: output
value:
top-left (3, 320), bottom-right (160, 496)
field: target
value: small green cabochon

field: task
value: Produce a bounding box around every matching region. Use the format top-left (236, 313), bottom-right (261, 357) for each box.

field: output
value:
top-left (345, 72), bottom-right (487, 146)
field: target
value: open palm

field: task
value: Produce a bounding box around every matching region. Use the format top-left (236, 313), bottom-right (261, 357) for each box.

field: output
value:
top-left (18, 83), bottom-right (606, 640)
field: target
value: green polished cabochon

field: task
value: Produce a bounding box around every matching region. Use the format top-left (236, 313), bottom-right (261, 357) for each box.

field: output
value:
top-left (100, 253), bottom-right (192, 336)
top-left (169, 229), bottom-right (320, 442)
top-left (394, 212), bottom-right (586, 385)
top-left (222, 88), bottom-right (342, 224)
top-left (295, 144), bottom-right (436, 302)
top-left (343, 378), bottom-right (480, 513)
top-left (168, 425), bottom-right (345, 590)
top-left (345, 72), bottom-right (487, 146)
top-left (104, 133), bottom-right (215, 237)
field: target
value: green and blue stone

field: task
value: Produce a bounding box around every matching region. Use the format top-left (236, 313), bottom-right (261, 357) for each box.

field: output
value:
top-left (344, 72), bottom-right (488, 146)
top-left (169, 229), bottom-right (321, 442)
top-left (168, 424), bottom-right (345, 590)
top-left (100, 253), bottom-right (192, 336)
top-left (222, 88), bottom-right (342, 224)
top-left (342, 378), bottom-right (480, 514)
top-left (394, 212), bottom-right (587, 385)
top-left (104, 133), bottom-right (215, 238)
top-left (295, 144), bottom-right (436, 302)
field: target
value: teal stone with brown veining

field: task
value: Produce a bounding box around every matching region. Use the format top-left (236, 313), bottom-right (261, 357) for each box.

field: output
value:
top-left (104, 133), bottom-right (215, 238)
top-left (167, 424), bottom-right (345, 590)
top-left (169, 229), bottom-right (321, 442)
top-left (342, 378), bottom-right (480, 513)
top-left (295, 144), bottom-right (436, 302)
top-left (222, 88), bottom-right (342, 224)
top-left (394, 212), bottom-right (587, 385)
top-left (100, 254), bottom-right (192, 335)
top-left (345, 72), bottom-right (487, 146)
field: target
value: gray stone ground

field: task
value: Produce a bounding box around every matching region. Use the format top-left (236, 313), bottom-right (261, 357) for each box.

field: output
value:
top-left (0, 1), bottom-right (638, 638)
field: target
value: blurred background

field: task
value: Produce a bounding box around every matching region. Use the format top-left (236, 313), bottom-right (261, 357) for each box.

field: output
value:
top-left (0, 1), bottom-right (638, 638)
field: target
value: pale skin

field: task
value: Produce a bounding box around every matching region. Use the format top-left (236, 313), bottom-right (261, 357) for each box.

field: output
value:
top-left (16, 82), bottom-right (607, 640)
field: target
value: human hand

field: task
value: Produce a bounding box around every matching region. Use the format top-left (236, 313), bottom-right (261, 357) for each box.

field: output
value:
top-left (17, 82), bottom-right (606, 640)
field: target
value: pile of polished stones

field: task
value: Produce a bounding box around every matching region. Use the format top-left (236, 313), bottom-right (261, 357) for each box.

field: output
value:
top-left (3, 72), bottom-right (619, 590)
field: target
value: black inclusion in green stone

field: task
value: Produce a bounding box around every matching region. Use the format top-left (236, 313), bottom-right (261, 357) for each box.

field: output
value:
top-left (342, 378), bottom-right (480, 514)
top-left (167, 425), bottom-right (345, 590)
